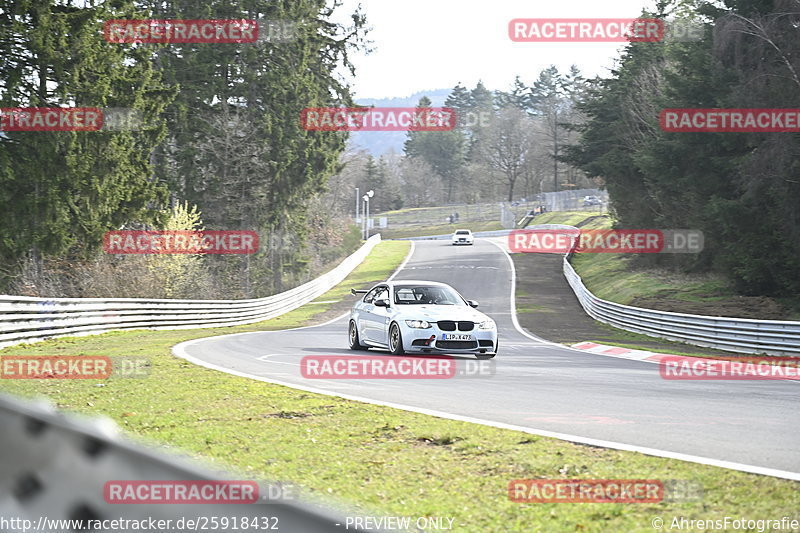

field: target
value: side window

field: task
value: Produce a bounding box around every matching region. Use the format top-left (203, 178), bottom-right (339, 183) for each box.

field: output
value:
top-left (363, 287), bottom-right (379, 304)
top-left (374, 287), bottom-right (389, 302)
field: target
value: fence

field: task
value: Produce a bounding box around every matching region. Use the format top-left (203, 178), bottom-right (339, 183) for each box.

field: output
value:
top-left (560, 244), bottom-right (800, 356)
top-left (0, 235), bottom-right (381, 349)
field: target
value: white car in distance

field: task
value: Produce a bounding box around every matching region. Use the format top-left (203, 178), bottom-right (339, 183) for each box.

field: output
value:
top-left (348, 281), bottom-right (498, 359)
top-left (452, 229), bottom-right (474, 245)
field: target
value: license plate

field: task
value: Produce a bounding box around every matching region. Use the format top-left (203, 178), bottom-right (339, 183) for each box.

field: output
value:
top-left (441, 333), bottom-right (472, 341)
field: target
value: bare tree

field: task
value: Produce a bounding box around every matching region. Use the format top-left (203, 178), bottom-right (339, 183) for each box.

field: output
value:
top-left (482, 107), bottom-right (537, 201)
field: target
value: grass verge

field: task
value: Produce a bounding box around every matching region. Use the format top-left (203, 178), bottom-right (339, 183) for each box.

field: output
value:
top-left (380, 220), bottom-right (503, 239)
top-left (523, 211), bottom-right (610, 228)
top-left (0, 240), bottom-right (797, 532)
top-left (571, 253), bottom-right (732, 306)
top-left (512, 214), bottom-right (789, 356)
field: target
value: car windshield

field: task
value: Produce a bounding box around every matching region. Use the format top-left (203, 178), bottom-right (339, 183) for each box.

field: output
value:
top-left (455, 230), bottom-right (470, 235)
top-left (393, 285), bottom-right (465, 305)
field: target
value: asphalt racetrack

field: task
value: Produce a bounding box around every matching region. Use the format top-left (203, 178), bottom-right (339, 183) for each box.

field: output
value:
top-left (175, 239), bottom-right (800, 479)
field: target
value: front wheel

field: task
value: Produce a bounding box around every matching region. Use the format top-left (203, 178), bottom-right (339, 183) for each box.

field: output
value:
top-left (348, 320), bottom-right (365, 350)
top-left (388, 322), bottom-right (405, 355)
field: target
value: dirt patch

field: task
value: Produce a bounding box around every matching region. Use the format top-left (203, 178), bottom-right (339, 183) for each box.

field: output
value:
top-left (574, 215), bottom-right (610, 228)
top-left (629, 294), bottom-right (790, 320)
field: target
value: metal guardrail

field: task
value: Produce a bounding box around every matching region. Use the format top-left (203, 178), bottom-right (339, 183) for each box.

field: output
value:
top-left (560, 242), bottom-right (800, 356)
top-left (0, 235), bottom-right (382, 349)
top-left (0, 393), bottom-right (373, 532)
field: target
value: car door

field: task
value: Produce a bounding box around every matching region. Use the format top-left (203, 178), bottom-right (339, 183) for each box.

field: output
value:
top-left (362, 285), bottom-right (390, 345)
top-left (356, 286), bottom-right (379, 342)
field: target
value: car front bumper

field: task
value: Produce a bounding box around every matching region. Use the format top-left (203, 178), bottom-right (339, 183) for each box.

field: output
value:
top-left (402, 325), bottom-right (497, 354)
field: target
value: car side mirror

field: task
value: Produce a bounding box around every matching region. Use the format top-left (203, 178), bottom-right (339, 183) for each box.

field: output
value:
top-left (467, 300), bottom-right (479, 308)
top-left (374, 298), bottom-right (390, 307)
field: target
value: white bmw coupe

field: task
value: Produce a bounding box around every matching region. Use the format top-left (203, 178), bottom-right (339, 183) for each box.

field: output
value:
top-left (348, 280), bottom-right (498, 359)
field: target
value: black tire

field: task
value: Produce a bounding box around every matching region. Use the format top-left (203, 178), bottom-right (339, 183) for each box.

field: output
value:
top-left (388, 322), bottom-right (405, 355)
top-left (476, 340), bottom-right (497, 359)
top-left (348, 320), bottom-right (365, 350)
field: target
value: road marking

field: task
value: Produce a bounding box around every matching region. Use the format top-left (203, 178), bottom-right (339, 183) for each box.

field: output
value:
top-left (256, 354), bottom-right (299, 366)
top-left (571, 342), bottom-right (800, 383)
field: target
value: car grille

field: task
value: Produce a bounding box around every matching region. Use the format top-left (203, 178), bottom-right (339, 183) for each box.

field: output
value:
top-left (436, 340), bottom-right (478, 349)
top-left (478, 339), bottom-right (494, 347)
top-left (437, 321), bottom-right (474, 331)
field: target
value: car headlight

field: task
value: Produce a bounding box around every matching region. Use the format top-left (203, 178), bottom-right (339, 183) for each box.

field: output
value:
top-left (405, 320), bottom-right (431, 328)
top-left (478, 320), bottom-right (495, 330)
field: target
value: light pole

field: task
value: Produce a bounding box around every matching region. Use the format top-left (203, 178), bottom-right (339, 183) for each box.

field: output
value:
top-left (363, 190), bottom-right (374, 239)
top-left (355, 187), bottom-right (360, 223)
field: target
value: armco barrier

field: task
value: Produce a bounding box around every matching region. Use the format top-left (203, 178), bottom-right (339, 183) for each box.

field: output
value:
top-left (0, 393), bottom-right (374, 532)
top-left (556, 229), bottom-right (800, 356)
top-left (0, 235), bottom-right (381, 349)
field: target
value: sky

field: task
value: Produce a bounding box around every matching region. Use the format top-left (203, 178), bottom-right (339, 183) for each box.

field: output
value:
top-left (334, 0), bottom-right (663, 99)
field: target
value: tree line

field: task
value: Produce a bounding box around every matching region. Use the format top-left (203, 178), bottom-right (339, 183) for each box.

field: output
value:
top-left (563, 0), bottom-right (800, 297)
top-left (329, 0), bottom-right (799, 300)
top-left (328, 69), bottom-right (597, 214)
top-left (0, 0), bottom-right (368, 298)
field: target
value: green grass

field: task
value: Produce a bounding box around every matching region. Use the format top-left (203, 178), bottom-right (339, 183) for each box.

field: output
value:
top-left (524, 211), bottom-right (611, 228)
top-left (380, 220), bottom-right (503, 239)
top-left (517, 304), bottom-right (553, 313)
top-left (376, 203), bottom-right (500, 226)
top-left (1, 239), bottom-right (798, 532)
top-left (570, 253), bottom-right (735, 307)
top-left (379, 211), bottom-right (611, 240)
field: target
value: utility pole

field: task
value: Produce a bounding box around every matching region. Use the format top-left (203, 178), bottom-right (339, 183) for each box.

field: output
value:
top-left (362, 190), bottom-right (374, 239)
top-left (553, 108), bottom-right (559, 192)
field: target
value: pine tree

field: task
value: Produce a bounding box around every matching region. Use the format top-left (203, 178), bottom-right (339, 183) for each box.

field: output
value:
top-left (0, 0), bottom-right (175, 289)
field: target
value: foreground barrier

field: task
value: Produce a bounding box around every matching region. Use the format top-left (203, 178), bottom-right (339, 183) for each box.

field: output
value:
top-left (559, 236), bottom-right (800, 356)
top-left (0, 394), bottom-right (372, 532)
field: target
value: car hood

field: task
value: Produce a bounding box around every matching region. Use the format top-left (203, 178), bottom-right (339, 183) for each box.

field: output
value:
top-left (393, 305), bottom-right (490, 323)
